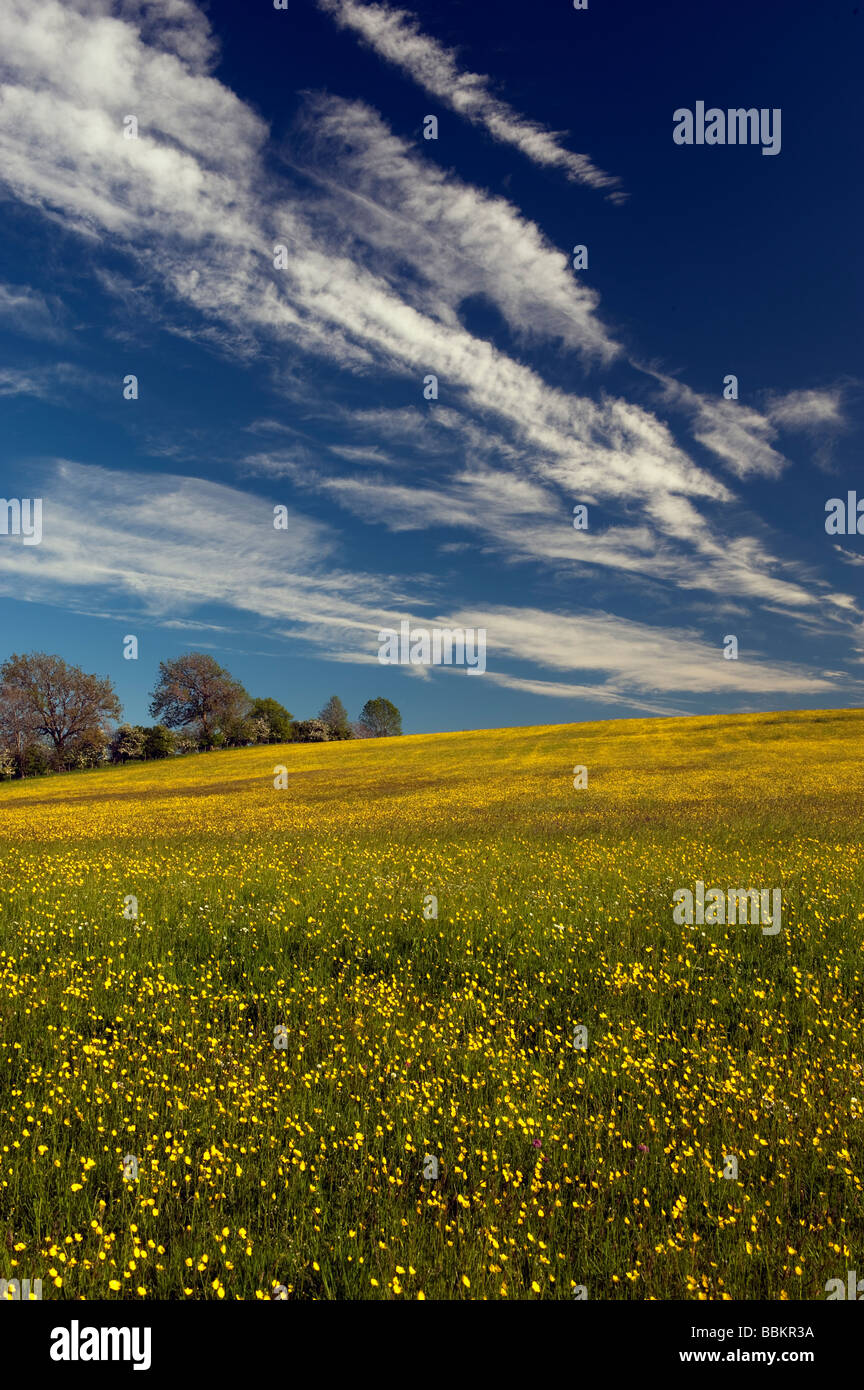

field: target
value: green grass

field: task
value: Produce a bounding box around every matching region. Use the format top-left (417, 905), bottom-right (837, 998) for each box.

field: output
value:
top-left (0, 707), bottom-right (863, 1299)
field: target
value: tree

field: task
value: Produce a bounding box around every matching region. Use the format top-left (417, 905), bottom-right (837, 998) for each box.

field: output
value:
top-left (247, 716), bottom-right (271, 745)
top-left (0, 684), bottom-right (41, 778)
top-left (248, 697), bottom-right (293, 743)
top-left (357, 697), bottom-right (402, 738)
top-left (318, 694), bottom-right (352, 740)
top-left (142, 724), bottom-right (176, 760)
top-left (291, 718), bottom-right (330, 743)
top-left (220, 714), bottom-right (269, 748)
top-left (0, 652), bottom-right (122, 769)
top-left (109, 724), bottom-right (146, 764)
top-left (67, 728), bottom-right (109, 769)
top-left (23, 743), bottom-right (49, 777)
top-left (149, 652), bottom-right (248, 750)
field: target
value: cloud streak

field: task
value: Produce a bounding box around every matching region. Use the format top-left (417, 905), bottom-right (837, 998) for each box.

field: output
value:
top-left (0, 459), bottom-right (846, 707)
top-left (315, 0), bottom-right (625, 199)
top-left (293, 93), bottom-right (620, 361)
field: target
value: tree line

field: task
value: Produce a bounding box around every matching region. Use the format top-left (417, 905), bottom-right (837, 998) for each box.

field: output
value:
top-left (0, 650), bottom-right (402, 778)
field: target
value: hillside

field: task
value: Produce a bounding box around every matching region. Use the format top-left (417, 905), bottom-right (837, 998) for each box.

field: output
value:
top-left (1, 705), bottom-right (862, 842)
top-left (1, 707), bottom-right (863, 1300)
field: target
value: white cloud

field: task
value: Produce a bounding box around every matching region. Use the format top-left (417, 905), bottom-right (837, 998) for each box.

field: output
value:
top-left (650, 375), bottom-right (850, 480)
top-left (0, 459), bottom-right (397, 633)
top-left (0, 281), bottom-right (65, 339)
top-left (279, 462), bottom-right (844, 613)
top-left (116, 0), bottom-right (219, 73)
top-left (652, 375), bottom-right (787, 479)
top-left (834, 544), bottom-right (864, 568)
top-left (315, 0), bottom-right (624, 198)
top-left (0, 1), bottom-right (731, 516)
top-left (766, 387), bottom-right (847, 431)
top-left (481, 671), bottom-right (686, 715)
top-left (294, 94), bottom-right (619, 361)
top-left (0, 459), bottom-right (847, 704)
top-left (0, 362), bottom-right (100, 398)
top-left (452, 606), bottom-right (840, 696)
top-left (327, 444), bottom-right (396, 466)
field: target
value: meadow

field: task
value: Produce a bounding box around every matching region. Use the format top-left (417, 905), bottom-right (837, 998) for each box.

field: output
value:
top-left (0, 707), bottom-right (863, 1300)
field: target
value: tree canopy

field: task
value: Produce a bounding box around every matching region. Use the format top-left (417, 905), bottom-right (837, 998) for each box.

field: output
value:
top-left (357, 697), bottom-right (402, 738)
top-left (319, 694), bottom-right (352, 740)
top-left (0, 651), bottom-right (121, 768)
top-left (291, 718), bottom-right (330, 743)
top-left (249, 697), bottom-right (294, 743)
top-left (149, 652), bottom-right (248, 749)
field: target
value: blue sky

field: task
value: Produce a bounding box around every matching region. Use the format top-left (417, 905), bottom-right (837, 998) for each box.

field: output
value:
top-left (0, 0), bottom-right (861, 734)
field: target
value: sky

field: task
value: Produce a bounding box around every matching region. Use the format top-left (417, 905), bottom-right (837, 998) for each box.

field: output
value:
top-left (0, 0), bottom-right (861, 735)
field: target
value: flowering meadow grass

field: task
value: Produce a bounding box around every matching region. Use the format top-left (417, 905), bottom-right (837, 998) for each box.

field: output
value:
top-left (1, 708), bottom-right (863, 1300)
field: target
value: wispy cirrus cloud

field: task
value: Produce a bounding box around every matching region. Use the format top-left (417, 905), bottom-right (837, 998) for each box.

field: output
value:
top-left (260, 458), bottom-right (854, 615)
top-left (650, 373), bottom-right (850, 480)
top-left (0, 281), bottom-right (66, 339)
top-left (651, 374), bottom-right (789, 480)
top-left (427, 605), bottom-right (843, 698)
top-left (0, 459), bottom-right (846, 708)
top-left (0, 0), bottom-right (761, 530)
top-left (0, 361), bottom-right (103, 399)
top-left (292, 93), bottom-right (620, 361)
top-left (765, 387), bottom-right (847, 432)
top-left (480, 671), bottom-right (688, 717)
top-left (314, 0), bottom-right (625, 199)
top-left (0, 458), bottom-right (389, 627)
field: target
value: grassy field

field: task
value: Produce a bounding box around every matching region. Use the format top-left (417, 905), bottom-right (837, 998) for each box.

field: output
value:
top-left (1, 707), bottom-right (863, 1301)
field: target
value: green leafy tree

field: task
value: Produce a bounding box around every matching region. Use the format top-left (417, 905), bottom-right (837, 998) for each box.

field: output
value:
top-left (248, 698), bottom-right (293, 743)
top-left (68, 728), bottom-right (109, 769)
top-left (220, 715), bottom-right (269, 748)
top-left (357, 697), bottom-right (402, 738)
top-left (291, 718), bottom-right (330, 743)
top-left (142, 725), bottom-right (176, 759)
top-left (149, 652), bottom-right (248, 750)
top-left (318, 694), bottom-right (352, 740)
top-left (22, 743), bottom-right (49, 777)
top-left (109, 724), bottom-right (146, 764)
top-left (0, 652), bottom-right (122, 769)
